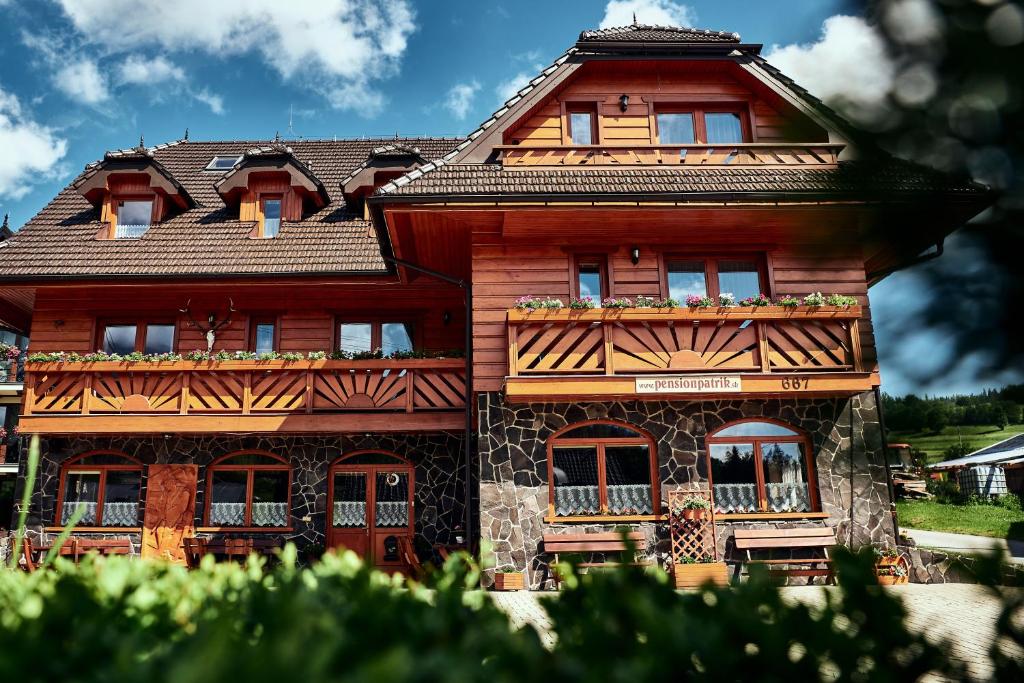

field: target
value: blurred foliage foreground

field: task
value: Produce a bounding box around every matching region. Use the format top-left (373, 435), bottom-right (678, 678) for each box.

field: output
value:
top-left (0, 548), bottom-right (1022, 683)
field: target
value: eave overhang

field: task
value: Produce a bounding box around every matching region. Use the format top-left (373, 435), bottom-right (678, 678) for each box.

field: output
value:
top-left (73, 150), bottom-right (194, 210)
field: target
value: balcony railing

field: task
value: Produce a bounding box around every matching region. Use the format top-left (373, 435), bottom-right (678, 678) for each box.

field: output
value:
top-left (508, 306), bottom-right (864, 379)
top-left (497, 143), bottom-right (844, 168)
top-left (20, 358), bottom-right (466, 433)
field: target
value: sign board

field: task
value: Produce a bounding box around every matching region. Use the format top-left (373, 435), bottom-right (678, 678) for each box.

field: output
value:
top-left (635, 375), bottom-right (742, 394)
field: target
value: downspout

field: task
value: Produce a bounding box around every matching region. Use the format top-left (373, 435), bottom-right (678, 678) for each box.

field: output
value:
top-left (874, 385), bottom-right (901, 542)
top-left (378, 255), bottom-right (475, 554)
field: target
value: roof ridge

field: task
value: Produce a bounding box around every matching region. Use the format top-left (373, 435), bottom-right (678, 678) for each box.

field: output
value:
top-left (167, 136), bottom-right (464, 145)
top-left (579, 24), bottom-right (740, 41)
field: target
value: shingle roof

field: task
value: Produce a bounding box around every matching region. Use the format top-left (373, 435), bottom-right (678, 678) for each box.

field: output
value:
top-left (0, 137), bottom-right (460, 279)
top-left (377, 160), bottom-right (985, 199)
top-left (578, 24), bottom-right (740, 43)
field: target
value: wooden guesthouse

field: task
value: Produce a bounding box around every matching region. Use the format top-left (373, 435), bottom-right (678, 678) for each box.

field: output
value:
top-left (0, 23), bottom-right (989, 583)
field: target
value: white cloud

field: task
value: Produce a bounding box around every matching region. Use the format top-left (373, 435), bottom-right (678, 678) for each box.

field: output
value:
top-left (0, 86), bottom-right (68, 200)
top-left (55, 0), bottom-right (417, 113)
top-left (118, 55), bottom-right (185, 85)
top-left (496, 71), bottom-right (534, 103)
top-left (53, 58), bottom-right (109, 105)
top-left (192, 88), bottom-right (224, 115)
top-left (600, 0), bottom-right (695, 29)
top-left (765, 15), bottom-right (895, 118)
top-left (443, 81), bottom-right (480, 120)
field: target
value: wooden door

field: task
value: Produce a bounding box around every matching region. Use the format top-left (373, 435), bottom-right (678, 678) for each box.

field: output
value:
top-left (328, 452), bottom-right (414, 571)
top-left (141, 464), bottom-right (198, 564)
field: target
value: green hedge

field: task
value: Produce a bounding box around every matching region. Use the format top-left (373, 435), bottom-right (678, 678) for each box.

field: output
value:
top-left (0, 548), bottom-right (1021, 682)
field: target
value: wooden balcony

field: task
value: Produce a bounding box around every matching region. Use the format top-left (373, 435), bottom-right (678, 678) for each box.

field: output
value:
top-left (19, 358), bottom-right (466, 435)
top-left (497, 143), bottom-right (843, 168)
top-left (505, 307), bottom-right (877, 402)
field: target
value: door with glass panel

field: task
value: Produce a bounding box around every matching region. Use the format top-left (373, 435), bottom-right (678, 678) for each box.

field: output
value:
top-left (328, 452), bottom-right (414, 571)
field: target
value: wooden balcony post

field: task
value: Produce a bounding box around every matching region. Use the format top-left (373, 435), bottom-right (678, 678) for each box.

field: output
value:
top-left (848, 319), bottom-right (864, 372)
top-left (758, 322), bottom-right (771, 373)
top-left (603, 322), bottom-right (615, 375)
top-left (23, 372), bottom-right (34, 416)
top-left (304, 369), bottom-right (314, 414)
top-left (507, 321), bottom-right (519, 377)
top-left (180, 372), bottom-right (190, 415)
top-left (242, 371), bottom-right (252, 415)
top-left (405, 370), bottom-right (415, 413)
top-left (81, 372), bottom-right (92, 415)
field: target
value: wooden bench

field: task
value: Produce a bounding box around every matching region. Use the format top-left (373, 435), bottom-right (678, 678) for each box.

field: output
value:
top-left (183, 537), bottom-right (281, 568)
top-left (542, 531), bottom-right (650, 587)
top-left (20, 536), bottom-right (132, 570)
top-left (733, 528), bottom-right (836, 583)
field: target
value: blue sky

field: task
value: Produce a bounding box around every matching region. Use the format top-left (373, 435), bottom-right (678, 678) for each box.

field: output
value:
top-left (0, 0), bottom-right (1016, 396)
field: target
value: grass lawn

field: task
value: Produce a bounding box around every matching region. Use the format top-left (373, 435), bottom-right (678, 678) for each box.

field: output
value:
top-left (888, 424), bottom-right (1024, 463)
top-left (897, 499), bottom-right (1024, 541)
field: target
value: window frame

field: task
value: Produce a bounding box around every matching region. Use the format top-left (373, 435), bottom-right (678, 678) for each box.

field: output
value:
top-left (565, 103), bottom-right (599, 145)
top-left (54, 451), bottom-right (143, 529)
top-left (110, 193), bottom-right (158, 239)
top-left (204, 155), bottom-right (243, 172)
top-left (203, 450), bottom-right (293, 531)
top-left (257, 193), bottom-right (284, 239)
top-left (247, 315), bottom-right (280, 354)
top-left (705, 418), bottom-right (820, 516)
top-left (570, 253), bottom-right (610, 302)
top-left (660, 253), bottom-right (770, 301)
top-left (97, 318), bottom-right (178, 355)
top-left (334, 319), bottom-right (418, 355)
top-left (654, 104), bottom-right (751, 144)
top-left (546, 420), bottom-right (660, 520)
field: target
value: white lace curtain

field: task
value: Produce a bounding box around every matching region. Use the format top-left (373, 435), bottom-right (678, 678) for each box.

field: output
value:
top-left (61, 501), bottom-right (138, 526)
top-left (713, 482), bottom-right (811, 513)
top-left (554, 484), bottom-right (652, 516)
top-left (210, 502), bottom-right (288, 527)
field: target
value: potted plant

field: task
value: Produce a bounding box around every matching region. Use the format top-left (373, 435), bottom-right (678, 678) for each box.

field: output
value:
top-left (873, 547), bottom-right (909, 585)
top-left (493, 567), bottom-right (525, 591)
top-left (675, 495), bottom-right (711, 520)
top-left (1, 342), bottom-right (20, 381)
top-left (0, 426), bottom-right (6, 464)
top-left (674, 555), bottom-right (729, 589)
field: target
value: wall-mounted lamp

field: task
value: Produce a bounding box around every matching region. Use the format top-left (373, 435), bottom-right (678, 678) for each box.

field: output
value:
top-left (442, 310), bottom-right (452, 325)
top-left (619, 94), bottom-right (629, 112)
top-left (630, 246), bottom-right (640, 265)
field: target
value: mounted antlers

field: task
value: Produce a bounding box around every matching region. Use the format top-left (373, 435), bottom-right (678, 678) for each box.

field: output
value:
top-left (179, 298), bottom-right (236, 352)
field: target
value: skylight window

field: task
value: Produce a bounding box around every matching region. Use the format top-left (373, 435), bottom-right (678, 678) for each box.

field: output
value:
top-left (205, 155), bottom-right (242, 171)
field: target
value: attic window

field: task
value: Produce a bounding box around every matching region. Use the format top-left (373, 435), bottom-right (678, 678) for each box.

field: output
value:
top-left (205, 155), bottom-right (242, 171)
top-left (114, 199), bottom-right (153, 239)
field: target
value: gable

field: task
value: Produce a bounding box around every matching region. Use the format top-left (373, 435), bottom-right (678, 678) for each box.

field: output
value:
top-left (503, 60), bottom-right (828, 147)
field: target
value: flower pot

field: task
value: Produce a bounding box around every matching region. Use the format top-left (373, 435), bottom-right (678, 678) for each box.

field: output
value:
top-left (876, 574), bottom-right (902, 586)
top-left (674, 561), bottom-right (729, 589)
top-left (681, 508), bottom-right (707, 520)
top-left (874, 555), bottom-right (909, 585)
top-left (493, 572), bottom-right (525, 591)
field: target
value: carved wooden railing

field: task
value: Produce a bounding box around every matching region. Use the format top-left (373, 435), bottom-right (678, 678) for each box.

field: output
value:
top-left (497, 143), bottom-right (843, 168)
top-left (22, 359), bottom-right (466, 417)
top-left (507, 307), bottom-right (863, 377)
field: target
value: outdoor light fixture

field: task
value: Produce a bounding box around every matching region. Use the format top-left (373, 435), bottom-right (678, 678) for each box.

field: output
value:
top-left (630, 246), bottom-right (640, 264)
top-left (442, 310), bottom-right (452, 325)
top-left (619, 94), bottom-right (629, 112)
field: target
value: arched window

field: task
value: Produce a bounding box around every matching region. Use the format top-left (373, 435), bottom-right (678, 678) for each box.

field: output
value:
top-left (547, 421), bottom-right (659, 518)
top-left (206, 452), bottom-right (291, 529)
top-left (706, 419), bottom-right (818, 515)
top-left (56, 452), bottom-right (142, 527)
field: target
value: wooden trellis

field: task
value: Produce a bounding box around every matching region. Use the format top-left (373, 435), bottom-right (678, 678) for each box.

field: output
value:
top-left (668, 486), bottom-right (718, 564)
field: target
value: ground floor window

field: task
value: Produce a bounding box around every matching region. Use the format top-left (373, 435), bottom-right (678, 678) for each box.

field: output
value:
top-left (205, 452), bottom-right (291, 528)
top-left (56, 452), bottom-right (142, 527)
top-left (706, 419), bottom-right (817, 514)
top-left (547, 421), bottom-right (658, 517)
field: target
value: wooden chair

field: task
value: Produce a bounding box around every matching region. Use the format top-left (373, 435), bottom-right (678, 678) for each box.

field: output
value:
top-left (542, 531), bottom-right (650, 587)
top-left (57, 538), bottom-right (132, 563)
top-left (20, 536), bottom-right (42, 572)
top-left (397, 536), bottom-right (423, 576)
top-left (183, 537), bottom-right (204, 569)
top-left (733, 527), bottom-right (837, 583)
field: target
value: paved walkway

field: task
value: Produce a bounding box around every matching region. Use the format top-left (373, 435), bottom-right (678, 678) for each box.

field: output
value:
top-left (490, 584), bottom-right (1023, 681)
top-left (904, 527), bottom-right (1024, 563)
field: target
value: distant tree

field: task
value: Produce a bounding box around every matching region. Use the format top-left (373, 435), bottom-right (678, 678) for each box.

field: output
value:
top-left (925, 404), bottom-right (950, 434)
top-left (993, 406), bottom-right (1009, 431)
top-left (943, 442), bottom-right (975, 460)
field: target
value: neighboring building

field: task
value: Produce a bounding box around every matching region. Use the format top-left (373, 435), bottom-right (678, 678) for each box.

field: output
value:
top-left (0, 23), bottom-right (989, 583)
top-left (931, 434), bottom-right (1024, 496)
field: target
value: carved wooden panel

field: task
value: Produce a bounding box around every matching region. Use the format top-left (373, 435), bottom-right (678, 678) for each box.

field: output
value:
top-left (613, 320), bottom-right (760, 372)
top-left (141, 464), bottom-right (198, 564)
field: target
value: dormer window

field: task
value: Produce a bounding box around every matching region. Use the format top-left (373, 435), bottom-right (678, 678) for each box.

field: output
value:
top-left (114, 199), bottom-right (154, 239)
top-left (568, 107), bottom-right (597, 145)
top-left (260, 196), bottom-right (282, 238)
top-left (206, 156), bottom-right (242, 171)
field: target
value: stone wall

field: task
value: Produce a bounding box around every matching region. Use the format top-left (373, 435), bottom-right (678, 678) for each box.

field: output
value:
top-left (477, 391), bottom-right (895, 588)
top-left (15, 432), bottom-right (466, 555)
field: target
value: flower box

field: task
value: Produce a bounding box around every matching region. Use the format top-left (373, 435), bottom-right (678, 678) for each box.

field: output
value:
top-left (492, 571), bottom-right (525, 591)
top-left (874, 555), bottom-right (910, 585)
top-left (674, 561), bottom-right (729, 589)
